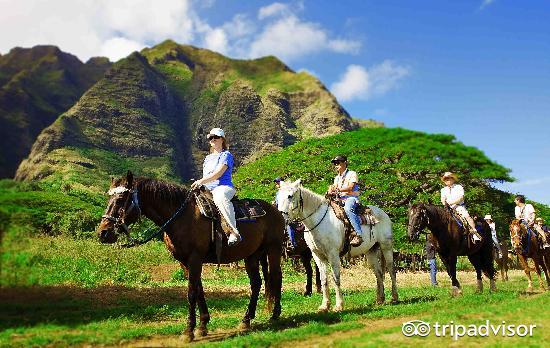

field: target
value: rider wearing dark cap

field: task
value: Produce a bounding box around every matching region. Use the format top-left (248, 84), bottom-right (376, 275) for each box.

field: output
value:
top-left (327, 155), bottom-right (363, 247)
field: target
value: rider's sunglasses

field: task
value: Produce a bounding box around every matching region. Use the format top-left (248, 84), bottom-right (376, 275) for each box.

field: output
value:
top-left (332, 161), bottom-right (343, 166)
top-left (207, 135), bottom-right (221, 140)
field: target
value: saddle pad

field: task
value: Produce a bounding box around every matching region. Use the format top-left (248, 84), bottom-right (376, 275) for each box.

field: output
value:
top-left (195, 193), bottom-right (266, 221)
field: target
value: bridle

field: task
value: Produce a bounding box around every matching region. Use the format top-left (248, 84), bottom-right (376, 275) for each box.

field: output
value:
top-left (408, 206), bottom-right (430, 238)
top-left (283, 186), bottom-right (330, 233)
top-left (102, 185), bottom-right (142, 236)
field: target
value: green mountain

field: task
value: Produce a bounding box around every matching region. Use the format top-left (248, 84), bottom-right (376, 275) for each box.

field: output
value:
top-left (0, 45), bottom-right (111, 178)
top-left (15, 40), bottom-right (361, 189)
top-left (232, 127), bottom-right (550, 251)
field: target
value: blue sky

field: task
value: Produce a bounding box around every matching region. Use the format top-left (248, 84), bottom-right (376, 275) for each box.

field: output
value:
top-left (1, 0), bottom-right (549, 204)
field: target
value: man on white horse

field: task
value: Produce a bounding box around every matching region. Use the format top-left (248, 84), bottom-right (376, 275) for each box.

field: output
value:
top-left (327, 155), bottom-right (363, 247)
top-left (440, 171), bottom-right (481, 242)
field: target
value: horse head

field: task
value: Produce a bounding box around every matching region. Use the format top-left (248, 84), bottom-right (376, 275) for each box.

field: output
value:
top-left (276, 179), bottom-right (303, 222)
top-left (509, 219), bottom-right (524, 250)
top-left (407, 203), bottom-right (430, 241)
top-left (97, 170), bottom-right (142, 243)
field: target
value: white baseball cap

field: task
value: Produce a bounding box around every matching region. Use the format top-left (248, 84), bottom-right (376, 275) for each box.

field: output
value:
top-left (207, 128), bottom-right (225, 139)
top-left (484, 215), bottom-right (492, 220)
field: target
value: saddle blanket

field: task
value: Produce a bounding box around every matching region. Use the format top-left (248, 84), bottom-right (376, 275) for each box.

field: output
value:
top-left (195, 192), bottom-right (266, 221)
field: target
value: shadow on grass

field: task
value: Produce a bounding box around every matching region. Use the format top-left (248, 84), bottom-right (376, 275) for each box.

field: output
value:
top-left (190, 294), bottom-right (440, 344)
top-left (0, 285), bottom-right (250, 330)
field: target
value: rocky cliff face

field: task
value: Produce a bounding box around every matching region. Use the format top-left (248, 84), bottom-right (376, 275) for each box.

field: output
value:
top-left (15, 40), bottom-right (359, 187)
top-left (0, 45), bottom-right (110, 178)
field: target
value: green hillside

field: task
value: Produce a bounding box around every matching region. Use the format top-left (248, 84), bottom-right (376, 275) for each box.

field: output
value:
top-left (14, 41), bottom-right (361, 187)
top-left (0, 46), bottom-right (111, 178)
top-left (233, 127), bottom-right (550, 251)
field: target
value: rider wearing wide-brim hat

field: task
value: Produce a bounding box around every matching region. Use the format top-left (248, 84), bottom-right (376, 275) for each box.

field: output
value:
top-left (440, 171), bottom-right (481, 241)
top-left (327, 155), bottom-right (363, 247)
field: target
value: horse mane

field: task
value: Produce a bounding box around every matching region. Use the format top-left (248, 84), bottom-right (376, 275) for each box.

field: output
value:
top-left (415, 203), bottom-right (452, 224)
top-left (135, 177), bottom-right (189, 205)
top-left (299, 186), bottom-right (326, 204)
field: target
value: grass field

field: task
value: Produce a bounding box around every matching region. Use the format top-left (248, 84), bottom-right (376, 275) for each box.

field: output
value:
top-left (1, 232), bottom-right (548, 347)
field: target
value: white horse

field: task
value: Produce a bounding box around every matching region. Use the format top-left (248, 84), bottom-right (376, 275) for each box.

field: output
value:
top-left (277, 180), bottom-right (398, 312)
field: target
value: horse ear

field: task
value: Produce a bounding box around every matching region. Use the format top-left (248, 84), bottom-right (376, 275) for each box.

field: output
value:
top-left (294, 179), bottom-right (302, 186)
top-left (126, 170), bottom-right (133, 187)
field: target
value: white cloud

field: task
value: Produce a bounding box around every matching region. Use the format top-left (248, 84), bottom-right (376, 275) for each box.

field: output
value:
top-left (100, 37), bottom-right (146, 61)
top-left (249, 15), bottom-right (361, 62)
top-left (479, 0), bottom-right (496, 11)
top-left (0, 0), bottom-right (360, 63)
top-left (0, 0), bottom-right (195, 62)
top-left (258, 2), bottom-right (291, 20)
top-left (203, 28), bottom-right (229, 55)
top-left (331, 61), bottom-right (410, 101)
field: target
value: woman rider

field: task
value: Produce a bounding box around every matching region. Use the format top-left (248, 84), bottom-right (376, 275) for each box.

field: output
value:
top-left (191, 128), bottom-right (241, 246)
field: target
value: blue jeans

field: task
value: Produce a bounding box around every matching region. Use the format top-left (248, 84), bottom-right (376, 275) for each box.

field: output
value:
top-left (343, 197), bottom-right (363, 236)
top-left (429, 258), bottom-right (438, 285)
top-left (287, 224), bottom-right (297, 247)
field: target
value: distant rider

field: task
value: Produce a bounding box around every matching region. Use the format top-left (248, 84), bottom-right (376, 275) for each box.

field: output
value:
top-left (440, 171), bottom-right (481, 242)
top-left (515, 195), bottom-right (550, 248)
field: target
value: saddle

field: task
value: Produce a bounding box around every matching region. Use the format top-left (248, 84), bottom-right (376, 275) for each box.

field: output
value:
top-left (327, 195), bottom-right (379, 257)
top-left (194, 189), bottom-right (267, 265)
top-left (195, 190), bottom-right (267, 221)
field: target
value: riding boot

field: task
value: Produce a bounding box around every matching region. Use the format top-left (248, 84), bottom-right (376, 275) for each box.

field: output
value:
top-left (350, 231), bottom-right (363, 247)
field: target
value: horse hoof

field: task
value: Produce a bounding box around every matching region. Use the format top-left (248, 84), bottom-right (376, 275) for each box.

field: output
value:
top-left (303, 291), bottom-right (312, 297)
top-left (451, 286), bottom-right (462, 297)
top-left (196, 327), bottom-right (208, 337)
top-left (391, 298), bottom-right (399, 304)
top-left (527, 287), bottom-right (533, 293)
top-left (238, 321), bottom-right (251, 331)
top-left (317, 306), bottom-right (329, 313)
top-left (333, 305), bottom-right (343, 312)
top-left (180, 332), bottom-right (194, 343)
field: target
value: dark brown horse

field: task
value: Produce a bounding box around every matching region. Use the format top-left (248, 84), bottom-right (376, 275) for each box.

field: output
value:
top-left (408, 203), bottom-right (496, 296)
top-left (494, 241), bottom-right (509, 281)
top-left (97, 171), bottom-right (285, 342)
top-left (509, 219), bottom-right (550, 292)
top-left (286, 225), bottom-right (321, 296)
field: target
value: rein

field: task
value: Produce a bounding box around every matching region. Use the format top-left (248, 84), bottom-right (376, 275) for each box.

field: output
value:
top-left (290, 187), bottom-right (330, 233)
top-left (120, 189), bottom-right (195, 248)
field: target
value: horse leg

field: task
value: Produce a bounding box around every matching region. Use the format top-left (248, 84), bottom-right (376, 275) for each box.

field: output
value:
top-left (544, 251), bottom-right (550, 288)
top-left (260, 253), bottom-right (270, 298)
top-left (315, 261), bottom-right (321, 294)
top-left (533, 256), bottom-right (546, 291)
top-left (328, 253), bottom-right (344, 312)
top-left (240, 256), bottom-right (262, 331)
top-left (301, 248), bottom-right (313, 296)
top-left (181, 256), bottom-right (202, 342)
top-left (366, 247), bottom-right (385, 305)
top-left (468, 253), bottom-right (483, 293)
top-left (267, 246), bottom-right (282, 321)
top-left (196, 279), bottom-right (210, 337)
top-left (382, 244), bottom-right (399, 303)
top-left (447, 255), bottom-right (462, 296)
top-left (518, 254), bottom-right (533, 292)
top-left (312, 253), bottom-right (330, 312)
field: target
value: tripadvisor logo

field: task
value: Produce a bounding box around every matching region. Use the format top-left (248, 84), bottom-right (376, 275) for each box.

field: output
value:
top-left (402, 320), bottom-right (537, 340)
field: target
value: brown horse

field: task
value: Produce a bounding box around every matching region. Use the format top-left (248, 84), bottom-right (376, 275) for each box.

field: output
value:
top-left (97, 171), bottom-right (285, 342)
top-left (408, 203), bottom-right (496, 296)
top-left (509, 219), bottom-right (550, 292)
top-left (494, 241), bottom-right (509, 281)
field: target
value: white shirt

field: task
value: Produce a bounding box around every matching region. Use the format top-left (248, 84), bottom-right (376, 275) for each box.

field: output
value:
top-left (440, 184), bottom-right (465, 208)
top-left (515, 204), bottom-right (535, 224)
top-left (333, 169), bottom-right (359, 197)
